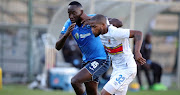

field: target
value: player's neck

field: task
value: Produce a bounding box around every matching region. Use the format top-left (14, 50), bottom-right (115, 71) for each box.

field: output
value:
top-left (105, 25), bottom-right (110, 33)
top-left (76, 20), bottom-right (82, 27)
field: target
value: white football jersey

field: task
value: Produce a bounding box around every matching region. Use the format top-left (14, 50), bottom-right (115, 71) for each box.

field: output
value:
top-left (100, 25), bottom-right (137, 71)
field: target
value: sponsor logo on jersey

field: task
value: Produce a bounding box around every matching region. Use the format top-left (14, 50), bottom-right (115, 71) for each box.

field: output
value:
top-left (75, 33), bottom-right (79, 40)
top-left (104, 43), bottom-right (123, 55)
top-left (80, 33), bottom-right (91, 38)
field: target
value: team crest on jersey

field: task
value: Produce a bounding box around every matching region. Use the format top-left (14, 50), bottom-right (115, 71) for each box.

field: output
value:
top-left (108, 39), bottom-right (111, 44)
top-left (75, 33), bottom-right (79, 40)
top-left (86, 25), bottom-right (91, 29)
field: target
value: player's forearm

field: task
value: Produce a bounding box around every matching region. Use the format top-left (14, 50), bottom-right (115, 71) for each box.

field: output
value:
top-left (134, 31), bottom-right (143, 53)
top-left (56, 23), bottom-right (76, 50)
top-left (55, 34), bottom-right (69, 51)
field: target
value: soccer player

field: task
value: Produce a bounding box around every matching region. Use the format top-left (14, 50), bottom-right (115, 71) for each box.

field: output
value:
top-left (55, 1), bottom-right (122, 95)
top-left (89, 14), bottom-right (146, 95)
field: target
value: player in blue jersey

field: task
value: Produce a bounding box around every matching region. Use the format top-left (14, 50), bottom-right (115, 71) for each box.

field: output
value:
top-left (55, 1), bottom-right (122, 95)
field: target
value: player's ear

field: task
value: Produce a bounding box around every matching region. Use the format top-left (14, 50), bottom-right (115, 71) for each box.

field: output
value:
top-left (80, 10), bottom-right (83, 16)
top-left (102, 23), bottom-right (106, 28)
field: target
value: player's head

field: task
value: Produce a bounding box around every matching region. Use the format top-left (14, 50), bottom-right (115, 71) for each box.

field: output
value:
top-left (68, 1), bottom-right (83, 23)
top-left (145, 32), bottom-right (152, 43)
top-left (89, 14), bottom-right (107, 37)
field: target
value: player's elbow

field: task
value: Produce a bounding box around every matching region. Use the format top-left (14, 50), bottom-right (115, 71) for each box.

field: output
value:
top-left (55, 42), bottom-right (61, 51)
top-left (135, 30), bottom-right (142, 36)
top-left (137, 30), bottom-right (142, 34)
top-left (134, 31), bottom-right (143, 41)
top-left (109, 18), bottom-right (123, 28)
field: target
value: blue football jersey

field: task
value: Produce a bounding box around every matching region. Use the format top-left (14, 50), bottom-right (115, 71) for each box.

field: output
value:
top-left (61, 14), bottom-right (107, 62)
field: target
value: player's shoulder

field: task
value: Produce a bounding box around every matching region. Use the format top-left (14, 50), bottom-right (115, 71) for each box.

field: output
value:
top-left (109, 25), bottom-right (130, 32)
top-left (63, 19), bottom-right (72, 27)
top-left (65, 19), bottom-right (71, 24)
top-left (61, 19), bottom-right (72, 34)
top-left (108, 25), bottom-right (118, 32)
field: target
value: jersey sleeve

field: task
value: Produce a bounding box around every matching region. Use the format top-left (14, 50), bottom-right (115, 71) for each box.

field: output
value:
top-left (109, 25), bottom-right (130, 40)
top-left (61, 19), bottom-right (71, 34)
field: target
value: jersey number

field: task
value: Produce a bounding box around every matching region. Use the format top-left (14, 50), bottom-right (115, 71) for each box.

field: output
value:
top-left (116, 75), bottom-right (125, 84)
top-left (91, 61), bottom-right (99, 69)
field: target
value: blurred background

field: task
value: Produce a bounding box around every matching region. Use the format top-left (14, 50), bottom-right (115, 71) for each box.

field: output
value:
top-left (0, 0), bottom-right (180, 95)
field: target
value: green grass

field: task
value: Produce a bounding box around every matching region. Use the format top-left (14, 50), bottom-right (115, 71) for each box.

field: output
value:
top-left (0, 84), bottom-right (180, 95)
top-left (127, 90), bottom-right (180, 95)
top-left (0, 84), bottom-right (74, 95)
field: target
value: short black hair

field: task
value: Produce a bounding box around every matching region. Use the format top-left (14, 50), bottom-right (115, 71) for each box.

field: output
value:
top-left (69, 1), bottom-right (82, 8)
top-left (91, 14), bottom-right (106, 24)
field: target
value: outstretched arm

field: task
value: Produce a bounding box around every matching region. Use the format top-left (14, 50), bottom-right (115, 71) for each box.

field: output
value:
top-left (129, 30), bottom-right (146, 65)
top-left (55, 23), bottom-right (76, 50)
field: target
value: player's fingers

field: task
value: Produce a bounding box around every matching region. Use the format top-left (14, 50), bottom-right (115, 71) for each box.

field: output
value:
top-left (140, 58), bottom-right (146, 65)
top-left (136, 58), bottom-right (142, 64)
top-left (69, 23), bottom-right (76, 28)
top-left (71, 25), bottom-right (76, 29)
top-left (139, 57), bottom-right (144, 62)
top-left (82, 19), bottom-right (91, 28)
top-left (69, 27), bottom-right (75, 32)
top-left (70, 28), bottom-right (74, 32)
top-left (81, 20), bottom-right (87, 25)
top-left (139, 60), bottom-right (144, 65)
top-left (69, 24), bottom-right (76, 29)
top-left (142, 57), bottom-right (146, 61)
top-left (82, 21), bottom-right (89, 28)
top-left (71, 23), bottom-right (76, 27)
top-left (81, 19), bottom-right (90, 23)
top-left (140, 61), bottom-right (145, 65)
top-left (69, 25), bottom-right (73, 29)
top-left (143, 59), bottom-right (146, 64)
top-left (69, 27), bottom-right (73, 30)
top-left (139, 57), bottom-right (145, 62)
top-left (138, 58), bottom-right (145, 65)
top-left (82, 23), bottom-right (87, 28)
top-left (140, 57), bottom-right (145, 62)
top-left (81, 19), bottom-right (85, 23)
top-left (141, 58), bottom-right (146, 64)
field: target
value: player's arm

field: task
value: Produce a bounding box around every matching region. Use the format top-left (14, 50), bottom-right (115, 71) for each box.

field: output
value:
top-left (55, 23), bottom-right (76, 51)
top-left (129, 30), bottom-right (146, 65)
top-left (82, 17), bottom-right (123, 28)
top-left (108, 18), bottom-right (123, 28)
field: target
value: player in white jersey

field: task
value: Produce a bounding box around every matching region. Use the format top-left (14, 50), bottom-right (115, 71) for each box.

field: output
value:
top-left (89, 14), bottom-right (146, 95)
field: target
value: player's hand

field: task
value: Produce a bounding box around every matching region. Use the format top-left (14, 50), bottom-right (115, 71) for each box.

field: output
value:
top-left (135, 52), bottom-right (146, 65)
top-left (81, 19), bottom-right (90, 28)
top-left (67, 23), bottom-right (76, 34)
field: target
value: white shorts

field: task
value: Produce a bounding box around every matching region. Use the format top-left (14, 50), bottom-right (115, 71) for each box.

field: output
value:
top-left (103, 67), bottom-right (137, 95)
